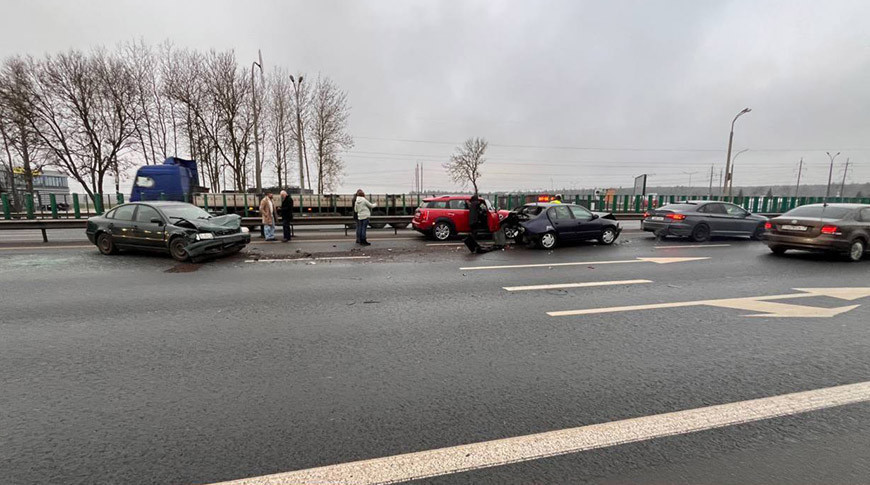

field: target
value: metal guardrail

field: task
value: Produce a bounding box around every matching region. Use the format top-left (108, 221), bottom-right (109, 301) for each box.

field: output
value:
top-left (0, 215), bottom-right (415, 242)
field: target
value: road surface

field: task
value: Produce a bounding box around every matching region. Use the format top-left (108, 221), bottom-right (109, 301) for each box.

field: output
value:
top-left (1, 231), bottom-right (869, 484)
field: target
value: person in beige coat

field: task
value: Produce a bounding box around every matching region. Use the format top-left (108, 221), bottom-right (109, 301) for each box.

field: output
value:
top-left (259, 192), bottom-right (277, 241)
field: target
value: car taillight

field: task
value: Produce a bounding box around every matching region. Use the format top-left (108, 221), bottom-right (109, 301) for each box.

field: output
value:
top-left (421, 210), bottom-right (429, 222)
top-left (666, 213), bottom-right (686, 221)
top-left (764, 222), bottom-right (772, 230)
top-left (820, 225), bottom-right (840, 235)
top-left (643, 211), bottom-right (650, 218)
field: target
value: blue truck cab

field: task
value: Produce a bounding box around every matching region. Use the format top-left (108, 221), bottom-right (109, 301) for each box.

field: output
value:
top-left (130, 157), bottom-right (200, 202)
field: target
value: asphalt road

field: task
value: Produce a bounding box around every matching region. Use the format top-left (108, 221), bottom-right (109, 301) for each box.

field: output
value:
top-left (2, 232), bottom-right (869, 484)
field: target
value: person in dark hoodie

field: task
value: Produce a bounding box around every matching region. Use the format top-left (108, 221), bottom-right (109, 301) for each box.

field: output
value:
top-left (279, 190), bottom-right (294, 242)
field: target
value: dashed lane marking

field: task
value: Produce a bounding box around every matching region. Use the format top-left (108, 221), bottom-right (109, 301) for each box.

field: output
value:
top-left (653, 244), bottom-right (731, 249)
top-left (245, 256), bottom-right (372, 263)
top-left (209, 380), bottom-right (870, 485)
top-left (460, 256), bottom-right (709, 271)
top-left (503, 279), bottom-right (652, 291)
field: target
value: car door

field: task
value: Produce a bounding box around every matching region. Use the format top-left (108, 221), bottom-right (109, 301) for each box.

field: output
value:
top-left (723, 203), bottom-right (756, 234)
top-left (132, 204), bottom-right (166, 248)
top-left (108, 204), bottom-right (137, 247)
top-left (699, 203), bottom-right (732, 234)
top-left (547, 205), bottom-right (578, 240)
top-left (447, 199), bottom-right (470, 232)
top-left (568, 205), bottom-right (599, 240)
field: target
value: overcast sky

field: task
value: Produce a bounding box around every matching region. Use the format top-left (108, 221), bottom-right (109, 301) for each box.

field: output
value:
top-left (2, 0), bottom-right (868, 194)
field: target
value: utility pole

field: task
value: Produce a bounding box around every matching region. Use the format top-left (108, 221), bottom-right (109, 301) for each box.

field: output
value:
top-left (683, 171), bottom-right (698, 188)
top-left (289, 75), bottom-right (305, 192)
top-left (795, 158), bottom-right (803, 198)
top-left (824, 151), bottom-right (840, 205)
top-left (838, 158), bottom-right (850, 197)
top-left (251, 50), bottom-right (263, 192)
top-left (723, 108), bottom-right (751, 197)
top-left (420, 163), bottom-right (424, 194)
top-left (708, 164), bottom-right (714, 198)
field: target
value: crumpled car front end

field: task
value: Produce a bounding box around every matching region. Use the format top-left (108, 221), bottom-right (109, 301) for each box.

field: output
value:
top-left (176, 214), bottom-right (251, 260)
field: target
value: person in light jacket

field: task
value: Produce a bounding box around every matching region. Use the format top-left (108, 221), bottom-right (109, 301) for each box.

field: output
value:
top-left (353, 189), bottom-right (376, 245)
top-left (259, 192), bottom-right (277, 241)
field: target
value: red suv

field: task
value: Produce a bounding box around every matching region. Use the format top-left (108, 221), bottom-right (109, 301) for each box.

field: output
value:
top-left (412, 195), bottom-right (501, 240)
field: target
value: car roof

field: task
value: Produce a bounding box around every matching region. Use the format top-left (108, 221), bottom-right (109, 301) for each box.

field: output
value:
top-left (523, 202), bottom-right (580, 208)
top-left (795, 203), bottom-right (869, 209)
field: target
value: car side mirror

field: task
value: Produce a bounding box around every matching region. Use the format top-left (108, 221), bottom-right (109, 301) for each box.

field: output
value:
top-left (591, 214), bottom-right (599, 220)
top-left (150, 217), bottom-right (164, 226)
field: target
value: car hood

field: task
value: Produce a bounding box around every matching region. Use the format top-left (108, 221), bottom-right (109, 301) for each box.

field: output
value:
top-left (176, 214), bottom-right (242, 232)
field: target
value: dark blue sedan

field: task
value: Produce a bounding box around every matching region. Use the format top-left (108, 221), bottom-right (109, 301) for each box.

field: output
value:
top-left (506, 203), bottom-right (622, 249)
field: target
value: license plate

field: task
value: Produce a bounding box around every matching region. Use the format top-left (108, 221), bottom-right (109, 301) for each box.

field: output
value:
top-left (649, 216), bottom-right (664, 221)
top-left (781, 224), bottom-right (808, 231)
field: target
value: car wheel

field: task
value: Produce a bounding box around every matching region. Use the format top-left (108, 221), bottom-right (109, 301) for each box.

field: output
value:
top-left (96, 232), bottom-right (118, 255)
top-left (538, 231), bottom-right (557, 249)
top-left (769, 245), bottom-right (787, 256)
top-left (691, 223), bottom-right (711, 242)
top-left (847, 239), bottom-right (865, 262)
top-left (751, 224), bottom-right (766, 241)
top-left (432, 222), bottom-right (453, 241)
top-left (598, 227), bottom-right (618, 245)
top-left (503, 225), bottom-right (519, 239)
top-left (169, 237), bottom-right (189, 262)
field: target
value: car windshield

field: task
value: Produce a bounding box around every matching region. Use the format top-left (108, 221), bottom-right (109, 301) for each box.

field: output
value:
top-left (783, 206), bottom-right (854, 219)
top-left (161, 204), bottom-right (212, 220)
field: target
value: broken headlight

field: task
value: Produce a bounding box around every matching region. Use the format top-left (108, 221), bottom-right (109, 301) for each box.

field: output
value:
top-left (195, 233), bottom-right (215, 240)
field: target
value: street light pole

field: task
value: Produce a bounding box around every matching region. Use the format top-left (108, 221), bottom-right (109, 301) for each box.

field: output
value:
top-left (290, 75), bottom-right (305, 193)
top-left (824, 151), bottom-right (840, 206)
top-left (723, 108), bottom-right (751, 197)
top-left (728, 149), bottom-right (748, 196)
top-left (251, 50), bottom-right (263, 192)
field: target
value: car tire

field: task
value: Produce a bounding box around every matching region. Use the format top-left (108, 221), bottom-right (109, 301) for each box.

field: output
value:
top-left (169, 237), bottom-right (189, 262)
top-left (769, 245), bottom-right (787, 256)
top-left (503, 225), bottom-right (520, 239)
top-left (96, 232), bottom-right (118, 255)
top-left (598, 227), bottom-right (618, 245)
top-left (691, 223), bottom-right (711, 242)
top-left (751, 224), bottom-right (766, 241)
top-left (432, 222), bottom-right (453, 241)
top-left (538, 231), bottom-right (557, 249)
top-left (847, 239), bottom-right (865, 262)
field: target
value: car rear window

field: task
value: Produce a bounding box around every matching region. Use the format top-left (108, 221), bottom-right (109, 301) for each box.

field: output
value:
top-left (659, 204), bottom-right (697, 211)
top-left (425, 201), bottom-right (448, 209)
top-left (783, 206), bottom-right (855, 219)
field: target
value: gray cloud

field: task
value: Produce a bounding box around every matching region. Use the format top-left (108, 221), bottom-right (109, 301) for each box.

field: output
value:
top-left (2, 0), bottom-right (868, 193)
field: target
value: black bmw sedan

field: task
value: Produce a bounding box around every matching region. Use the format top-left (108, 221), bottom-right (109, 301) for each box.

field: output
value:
top-left (506, 203), bottom-right (621, 249)
top-left (86, 202), bottom-right (251, 262)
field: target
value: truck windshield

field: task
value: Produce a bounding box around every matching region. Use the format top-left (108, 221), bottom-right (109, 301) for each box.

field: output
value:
top-left (161, 205), bottom-right (212, 220)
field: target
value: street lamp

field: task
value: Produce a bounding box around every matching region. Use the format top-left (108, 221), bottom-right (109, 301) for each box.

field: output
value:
top-left (727, 149), bottom-right (749, 195)
top-left (824, 151), bottom-right (841, 206)
top-left (251, 50), bottom-right (264, 192)
top-left (290, 75), bottom-right (306, 192)
top-left (723, 107), bottom-right (751, 197)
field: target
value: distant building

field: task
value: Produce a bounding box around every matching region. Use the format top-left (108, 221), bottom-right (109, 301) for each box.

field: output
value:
top-left (0, 167), bottom-right (71, 206)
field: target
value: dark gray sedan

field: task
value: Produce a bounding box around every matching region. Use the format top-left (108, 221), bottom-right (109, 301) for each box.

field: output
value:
top-left (642, 200), bottom-right (768, 242)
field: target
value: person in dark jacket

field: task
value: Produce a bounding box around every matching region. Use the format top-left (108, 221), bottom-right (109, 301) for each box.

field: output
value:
top-left (280, 190), bottom-right (294, 242)
top-left (469, 195), bottom-right (482, 233)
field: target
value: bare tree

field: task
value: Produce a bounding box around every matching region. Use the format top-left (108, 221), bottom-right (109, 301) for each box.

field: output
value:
top-left (444, 137), bottom-right (487, 194)
top-left (0, 56), bottom-right (44, 196)
top-left (265, 68), bottom-right (294, 188)
top-left (308, 75), bottom-right (352, 193)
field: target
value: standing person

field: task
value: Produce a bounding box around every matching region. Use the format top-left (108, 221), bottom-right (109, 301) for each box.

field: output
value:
top-left (353, 189), bottom-right (376, 246)
top-left (553, 194), bottom-right (563, 204)
top-left (279, 190), bottom-right (294, 242)
top-left (468, 194), bottom-right (482, 235)
top-left (259, 192), bottom-right (277, 241)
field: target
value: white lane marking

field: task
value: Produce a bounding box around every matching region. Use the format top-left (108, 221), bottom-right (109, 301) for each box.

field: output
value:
top-left (460, 256), bottom-right (709, 271)
top-left (209, 381), bottom-right (870, 485)
top-left (653, 244), bottom-right (731, 249)
top-left (504, 279), bottom-right (652, 292)
top-left (426, 242), bottom-right (465, 246)
top-left (548, 287), bottom-right (870, 318)
top-left (245, 256), bottom-right (372, 263)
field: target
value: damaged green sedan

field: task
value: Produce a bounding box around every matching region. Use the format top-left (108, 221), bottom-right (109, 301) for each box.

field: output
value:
top-left (86, 202), bottom-right (251, 262)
